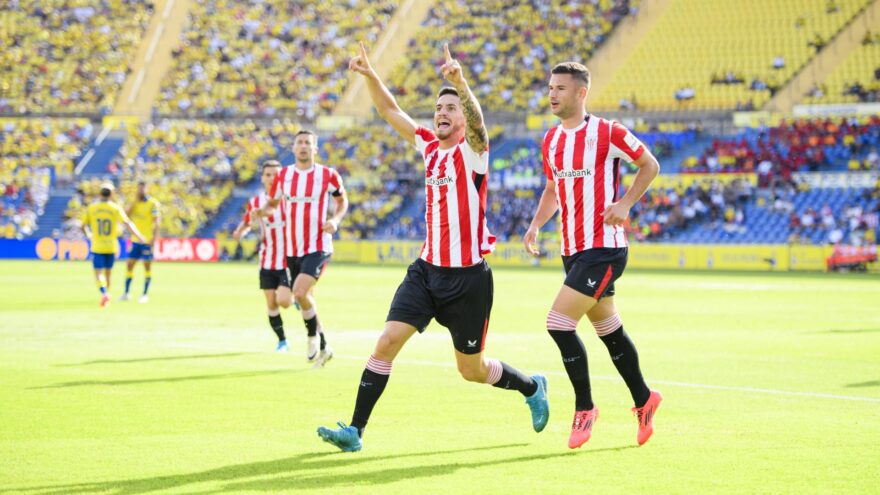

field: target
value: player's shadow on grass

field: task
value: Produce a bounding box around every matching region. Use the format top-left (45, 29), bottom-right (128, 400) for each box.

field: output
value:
top-left (845, 379), bottom-right (880, 388)
top-left (223, 445), bottom-right (639, 492)
top-left (11, 442), bottom-right (536, 494)
top-left (55, 352), bottom-right (253, 367)
top-left (816, 328), bottom-right (880, 334)
top-left (30, 369), bottom-right (304, 389)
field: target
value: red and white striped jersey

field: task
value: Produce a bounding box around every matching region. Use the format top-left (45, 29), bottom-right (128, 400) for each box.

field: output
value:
top-left (415, 127), bottom-right (496, 268)
top-left (269, 164), bottom-right (344, 257)
top-left (243, 192), bottom-right (286, 270)
top-left (542, 115), bottom-right (646, 256)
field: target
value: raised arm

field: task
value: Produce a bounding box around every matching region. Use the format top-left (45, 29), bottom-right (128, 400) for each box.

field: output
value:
top-left (349, 41), bottom-right (418, 144)
top-left (441, 43), bottom-right (488, 154)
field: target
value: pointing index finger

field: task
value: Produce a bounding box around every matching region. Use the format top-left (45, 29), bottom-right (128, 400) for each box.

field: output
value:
top-left (359, 41), bottom-right (367, 60)
top-left (444, 43), bottom-right (452, 63)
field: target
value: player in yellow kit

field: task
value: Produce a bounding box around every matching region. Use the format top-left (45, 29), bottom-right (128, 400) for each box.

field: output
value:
top-left (121, 181), bottom-right (161, 303)
top-left (81, 183), bottom-right (146, 307)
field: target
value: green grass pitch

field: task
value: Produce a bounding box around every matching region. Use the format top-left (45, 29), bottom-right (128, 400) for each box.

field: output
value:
top-left (1, 260), bottom-right (878, 494)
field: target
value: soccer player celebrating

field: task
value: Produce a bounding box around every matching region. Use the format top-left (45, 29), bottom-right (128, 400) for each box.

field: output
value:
top-left (316, 43), bottom-right (549, 452)
top-left (260, 130), bottom-right (348, 367)
top-left (121, 181), bottom-right (160, 303)
top-left (523, 62), bottom-right (662, 448)
top-left (81, 182), bottom-right (146, 307)
top-left (234, 160), bottom-right (294, 353)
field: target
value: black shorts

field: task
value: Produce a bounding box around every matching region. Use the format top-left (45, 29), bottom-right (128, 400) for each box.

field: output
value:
top-left (562, 247), bottom-right (628, 300)
top-left (287, 252), bottom-right (331, 281)
top-left (386, 258), bottom-right (493, 355)
top-left (259, 268), bottom-right (292, 290)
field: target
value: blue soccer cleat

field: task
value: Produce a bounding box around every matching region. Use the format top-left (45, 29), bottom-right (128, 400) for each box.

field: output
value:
top-left (525, 374), bottom-right (549, 432)
top-left (317, 421), bottom-right (362, 452)
top-left (275, 339), bottom-right (289, 353)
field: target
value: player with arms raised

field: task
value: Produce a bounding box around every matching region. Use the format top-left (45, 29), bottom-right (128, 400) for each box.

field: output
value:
top-left (81, 182), bottom-right (146, 307)
top-left (523, 62), bottom-right (662, 448)
top-left (260, 130), bottom-right (348, 367)
top-left (316, 43), bottom-right (549, 452)
top-left (234, 160), bottom-right (294, 353)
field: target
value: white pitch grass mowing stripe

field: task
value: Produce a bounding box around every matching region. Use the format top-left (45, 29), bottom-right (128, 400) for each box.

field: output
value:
top-left (333, 354), bottom-right (880, 404)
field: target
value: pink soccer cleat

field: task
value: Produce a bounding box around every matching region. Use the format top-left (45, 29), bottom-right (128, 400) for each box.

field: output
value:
top-left (633, 390), bottom-right (663, 446)
top-left (568, 407), bottom-right (598, 449)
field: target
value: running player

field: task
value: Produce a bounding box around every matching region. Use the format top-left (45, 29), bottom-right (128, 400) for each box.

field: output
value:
top-left (121, 181), bottom-right (160, 303)
top-left (260, 130), bottom-right (348, 367)
top-left (81, 182), bottom-right (146, 307)
top-left (523, 62), bottom-right (662, 448)
top-left (316, 43), bottom-right (549, 452)
top-left (233, 160), bottom-right (293, 353)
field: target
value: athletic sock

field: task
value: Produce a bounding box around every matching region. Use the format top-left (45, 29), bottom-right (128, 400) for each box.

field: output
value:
top-left (485, 359), bottom-right (538, 397)
top-left (319, 330), bottom-right (327, 350)
top-left (549, 330), bottom-right (594, 410)
top-left (351, 355), bottom-right (391, 437)
top-left (302, 307), bottom-right (318, 337)
top-left (124, 270), bottom-right (133, 294)
top-left (268, 311), bottom-right (285, 342)
top-left (143, 269), bottom-right (152, 295)
top-left (599, 326), bottom-right (650, 407)
top-left (96, 278), bottom-right (107, 295)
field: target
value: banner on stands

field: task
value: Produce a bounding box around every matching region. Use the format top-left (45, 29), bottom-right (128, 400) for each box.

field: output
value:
top-left (0, 238), bottom-right (217, 262)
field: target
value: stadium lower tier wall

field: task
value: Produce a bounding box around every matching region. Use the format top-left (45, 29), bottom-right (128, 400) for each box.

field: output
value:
top-left (4, 238), bottom-right (875, 272)
top-left (216, 238), bottom-right (877, 273)
top-left (0, 238), bottom-right (218, 262)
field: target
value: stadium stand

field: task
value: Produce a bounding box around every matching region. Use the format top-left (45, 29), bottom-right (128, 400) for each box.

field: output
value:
top-left (590, 0), bottom-right (873, 111)
top-left (154, 0), bottom-right (397, 118)
top-left (0, 1), bottom-right (153, 115)
top-left (804, 31), bottom-right (880, 104)
top-left (1, 119), bottom-right (94, 238)
top-left (386, 0), bottom-right (635, 116)
top-left (63, 120), bottom-right (284, 238)
top-left (681, 116), bottom-right (880, 178)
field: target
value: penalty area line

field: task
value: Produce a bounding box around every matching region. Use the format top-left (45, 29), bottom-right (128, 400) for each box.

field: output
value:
top-left (334, 354), bottom-right (880, 404)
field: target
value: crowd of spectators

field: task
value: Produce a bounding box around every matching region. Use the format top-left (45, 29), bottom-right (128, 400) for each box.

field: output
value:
top-left (387, 0), bottom-right (635, 116)
top-left (1, 119), bottom-right (94, 238)
top-left (0, 1), bottom-right (153, 115)
top-left (155, 0), bottom-right (397, 118)
top-left (64, 119), bottom-right (284, 238)
top-left (682, 117), bottom-right (880, 183)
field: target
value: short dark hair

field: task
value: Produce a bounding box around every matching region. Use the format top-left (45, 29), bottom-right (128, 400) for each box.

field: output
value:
top-left (262, 159), bottom-right (281, 170)
top-left (437, 87), bottom-right (460, 99)
top-left (295, 129), bottom-right (316, 139)
top-left (551, 62), bottom-right (591, 87)
top-left (137, 180), bottom-right (146, 186)
top-left (99, 188), bottom-right (112, 198)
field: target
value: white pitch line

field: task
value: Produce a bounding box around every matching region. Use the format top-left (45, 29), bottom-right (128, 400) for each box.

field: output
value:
top-left (333, 354), bottom-right (880, 404)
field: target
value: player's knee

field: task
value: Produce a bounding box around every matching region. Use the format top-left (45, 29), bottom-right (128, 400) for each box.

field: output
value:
top-left (592, 313), bottom-right (622, 336)
top-left (292, 286), bottom-right (309, 301)
top-left (276, 296), bottom-right (291, 309)
top-left (375, 332), bottom-right (402, 358)
top-left (457, 362), bottom-right (486, 383)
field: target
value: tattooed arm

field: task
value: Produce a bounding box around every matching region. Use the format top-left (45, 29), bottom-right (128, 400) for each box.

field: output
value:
top-left (440, 44), bottom-right (489, 154)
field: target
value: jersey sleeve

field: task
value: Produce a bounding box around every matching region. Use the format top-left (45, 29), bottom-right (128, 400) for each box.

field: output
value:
top-left (242, 200), bottom-right (254, 224)
top-left (80, 207), bottom-right (90, 225)
top-left (414, 127), bottom-right (437, 156)
top-left (328, 168), bottom-right (345, 196)
top-left (459, 138), bottom-right (490, 175)
top-left (269, 170), bottom-right (283, 201)
top-left (541, 130), bottom-right (554, 180)
top-left (609, 121), bottom-right (646, 162)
